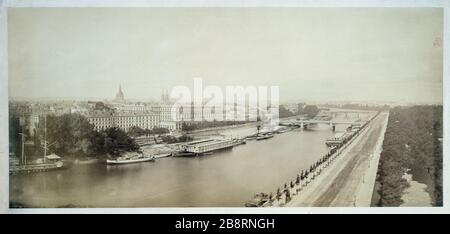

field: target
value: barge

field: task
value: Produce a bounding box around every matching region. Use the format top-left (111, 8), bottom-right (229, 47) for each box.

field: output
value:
top-left (106, 152), bottom-right (155, 164)
top-left (176, 138), bottom-right (245, 156)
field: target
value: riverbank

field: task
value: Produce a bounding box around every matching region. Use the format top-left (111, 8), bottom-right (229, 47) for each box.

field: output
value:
top-left (372, 106), bottom-right (443, 207)
top-left (9, 123), bottom-right (336, 207)
top-left (283, 112), bottom-right (387, 207)
top-left (9, 112), bottom-right (364, 207)
top-left (185, 115), bottom-right (305, 136)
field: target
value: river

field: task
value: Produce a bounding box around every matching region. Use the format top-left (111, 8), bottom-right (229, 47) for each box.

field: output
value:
top-left (10, 115), bottom-right (363, 207)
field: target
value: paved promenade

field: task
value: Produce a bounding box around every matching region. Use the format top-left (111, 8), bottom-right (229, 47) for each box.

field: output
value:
top-left (285, 112), bottom-right (389, 207)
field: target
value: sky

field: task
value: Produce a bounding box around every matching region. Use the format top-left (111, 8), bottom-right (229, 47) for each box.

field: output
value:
top-left (8, 7), bottom-right (443, 104)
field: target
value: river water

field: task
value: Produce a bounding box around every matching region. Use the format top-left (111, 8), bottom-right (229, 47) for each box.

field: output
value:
top-left (10, 116), bottom-right (360, 207)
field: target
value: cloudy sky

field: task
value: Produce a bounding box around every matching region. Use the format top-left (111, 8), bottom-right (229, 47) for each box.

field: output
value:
top-left (8, 7), bottom-right (443, 103)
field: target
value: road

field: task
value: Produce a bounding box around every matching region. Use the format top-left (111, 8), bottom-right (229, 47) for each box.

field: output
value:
top-left (287, 112), bottom-right (389, 207)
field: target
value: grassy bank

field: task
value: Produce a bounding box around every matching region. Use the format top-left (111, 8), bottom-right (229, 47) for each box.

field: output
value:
top-left (372, 106), bottom-right (443, 206)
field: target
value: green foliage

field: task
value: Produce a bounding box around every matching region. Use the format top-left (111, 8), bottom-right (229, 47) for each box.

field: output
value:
top-left (35, 114), bottom-right (139, 157)
top-left (128, 126), bottom-right (147, 137)
top-left (299, 105), bottom-right (320, 118)
top-left (8, 115), bottom-right (21, 157)
top-left (161, 134), bottom-right (193, 144)
top-left (94, 102), bottom-right (111, 111)
top-left (279, 105), bottom-right (296, 118)
top-left (151, 127), bottom-right (170, 135)
top-left (376, 106), bottom-right (443, 206)
top-left (102, 127), bottom-right (139, 156)
top-left (128, 126), bottom-right (170, 137)
top-left (36, 114), bottom-right (95, 155)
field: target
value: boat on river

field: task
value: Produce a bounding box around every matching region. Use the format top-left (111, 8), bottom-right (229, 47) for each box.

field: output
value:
top-left (245, 193), bottom-right (270, 207)
top-left (256, 133), bottom-right (274, 141)
top-left (154, 153), bottom-right (172, 159)
top-left (106, 152), bottom-right (155, 164)
top-left (9, 117), bottom-right (64, 174)
top-left (232, 138), bottom-right (246, 145)
top-left (10, 155), bottom-right (64, 174)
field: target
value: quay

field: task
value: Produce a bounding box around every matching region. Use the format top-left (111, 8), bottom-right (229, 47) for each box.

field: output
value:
top-left (244, 111), bottom-right (381, 207)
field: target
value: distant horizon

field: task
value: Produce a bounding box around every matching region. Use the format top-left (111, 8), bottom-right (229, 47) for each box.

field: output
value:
top-left (8, 94), bottom-right (442, 106)
top-left (9, 8), bottom-right (443, 105)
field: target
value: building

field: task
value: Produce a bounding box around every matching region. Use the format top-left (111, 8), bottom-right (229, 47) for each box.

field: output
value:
top-left (87, 110), bottom-right (160, 132)
top-left (113, 103), bottom-right (156, 112)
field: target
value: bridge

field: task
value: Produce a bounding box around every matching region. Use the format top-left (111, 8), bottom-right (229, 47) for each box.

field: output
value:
top-left (279, 119), bottom-right (362, 131)
top-left (318, 108), bottom-right (377, 118)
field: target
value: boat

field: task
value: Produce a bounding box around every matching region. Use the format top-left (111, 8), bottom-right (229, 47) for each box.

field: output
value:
top-left (9, 117), bottom-right (64, 174)
top-left (325, 132), bottom-right (352, 147)
top-left (274, 126), bottom-right (291, 134)
top-left (245, 134), bottom-right (259, 140)
top-left (154, 153), bottom-right (172, 159)
top-left (245, 193), bottom-right (270, 207)
top-left (179, 138), bottom-right (237, 155)
top-left (232, 138), bottom-right (246, 145)
top-left (172, 151), bottom-right (195, 157)
top-left (106, 152), bottom-right (155, 164)
top-left (256, 133), bottom-right (274, 141)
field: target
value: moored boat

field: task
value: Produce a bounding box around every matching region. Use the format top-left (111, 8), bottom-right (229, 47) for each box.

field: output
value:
top-left (256, 133), bottom-right (274, 140)
top-left (172, 151), bottom-right (195, 157)
top-left (9, 116), bottom-right (64, 174)
top-left (154, 153), bottom-right (172, 159)
top-left (106, 152), bottom-right (155, 164)
top-left (10, 157), bottom-right (64, 174)
top-left (232, 138), bottom-right (246, 145)
top-left (245, 193), bottom-right (270, 207)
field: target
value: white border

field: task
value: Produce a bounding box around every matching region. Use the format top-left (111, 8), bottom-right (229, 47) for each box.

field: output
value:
top-left (1, 0), bottom-right (446, 8)
top-left (0, 0), bottom-right (449, 214)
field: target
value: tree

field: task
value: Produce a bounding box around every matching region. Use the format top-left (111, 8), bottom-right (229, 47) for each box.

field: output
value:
top-left (276, 188), bottom-right (281, 200)
top-left (300, 105), bottom-right (320, 118)
top-left (9, 115), bottom-right (21, 157)
top-left (94, 102), bottom-right (111, 111)
top-left (128, 126), bottom-right (146, 137)
top-left (375, 106), bottom-right (443, 207)
top-left (285, 189), bottom-right (291, 202)
top-left (35, 114), bottom-right (96, 155)
top-left (279, 105), bottom-right (295, 118)
top-left (103, 127), bottom-right (139, 156)
top-left (152, 127), bottom-right (170, 135)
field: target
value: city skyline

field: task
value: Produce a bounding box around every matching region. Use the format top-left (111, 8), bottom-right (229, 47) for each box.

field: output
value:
top-left (8, 8), bottom-right (443, 104)
top-left (5, 4), bottom-right (445, 212)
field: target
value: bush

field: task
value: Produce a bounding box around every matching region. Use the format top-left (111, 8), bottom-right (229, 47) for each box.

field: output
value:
top-left (375, 106), bottom-right (443, 206)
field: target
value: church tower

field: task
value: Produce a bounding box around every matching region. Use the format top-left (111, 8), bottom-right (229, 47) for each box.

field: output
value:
top-left (161, 89), bottom-right (170, 103)
top-left (114, 85), bottom-right (125, 103)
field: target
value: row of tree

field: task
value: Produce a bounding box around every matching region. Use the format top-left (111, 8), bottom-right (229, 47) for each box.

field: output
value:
top-left (270, 139), bottom-right (346, 204)
top-left (375, 106), bottom-right (443, 206)
top-left (10, 114), bottom-right (140, 158)
top-left (278, 104), bottom-right (320, 119)
top-left (160, 135), bottom-right (193, 144)
top-left (321, 103), bottom-right (391, 112)
top-left (127, 126), bottom-right (170, 137)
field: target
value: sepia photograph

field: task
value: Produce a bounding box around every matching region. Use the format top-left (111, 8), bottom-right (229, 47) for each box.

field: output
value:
top-left (0, 0), bottom-right (448, 216)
